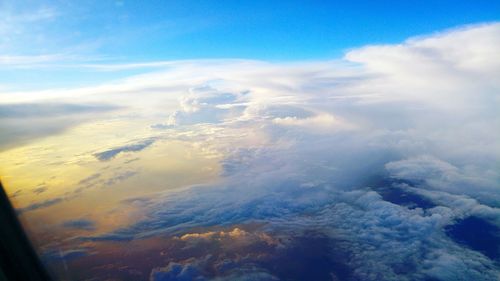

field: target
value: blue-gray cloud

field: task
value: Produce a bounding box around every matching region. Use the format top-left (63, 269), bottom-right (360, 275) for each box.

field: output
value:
top-left (94, 139), bottom-right (155, 161)
top-left (17, 197), bottom-right (63, 213)
top-left (61, 219), bottom-right (96, 231)
top-left (42, 248), bottom-right (90, 262)
top-left (85, 24), bottom-right (500, 280)
top-left (21, 23), bottom-right (500, 281)
top-left (104, 170), bottom-right (138, 186)
top-left (157, 86), bottom-right (247, 127)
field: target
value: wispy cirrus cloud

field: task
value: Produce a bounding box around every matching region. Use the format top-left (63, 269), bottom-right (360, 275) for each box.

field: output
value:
top-left (0, 4), bottom-right (58, 51)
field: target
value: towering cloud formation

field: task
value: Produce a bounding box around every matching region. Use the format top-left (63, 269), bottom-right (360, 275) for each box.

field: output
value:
top-left (64, 23), bottom-right (498, 280)
top-left (3, 23), bottom-right (499, 280)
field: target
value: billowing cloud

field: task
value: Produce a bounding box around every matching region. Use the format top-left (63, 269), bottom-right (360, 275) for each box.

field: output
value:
top-left (157, 85), bottom-right (247, 127)
top-left (178, 228), bottom-right (279, 250)
top-left (81, 23), bottom-right (500, 280)
top-left (7, 23), bottom-right (500, 280)
top-left (150, 261), bottom-right (207, 281)
top-left (150, 261), bottom-right (280, 281)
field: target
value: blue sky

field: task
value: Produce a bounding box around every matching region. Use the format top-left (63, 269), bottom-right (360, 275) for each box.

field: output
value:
top-left (1, 0), bottom-right (499, 89)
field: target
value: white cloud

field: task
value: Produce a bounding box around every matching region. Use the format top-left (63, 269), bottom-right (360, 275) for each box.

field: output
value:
top-left (386, 155), bottom-right (500, 204)
top-left (6, 22), bottom-right (500, 280)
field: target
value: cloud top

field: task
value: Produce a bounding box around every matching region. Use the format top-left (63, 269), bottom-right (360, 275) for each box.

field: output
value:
top-left (5, 23), bottom-right (500, 281)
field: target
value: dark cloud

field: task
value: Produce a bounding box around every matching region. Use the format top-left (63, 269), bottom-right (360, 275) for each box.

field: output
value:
top-left (124, 157), bottom-right (140, 164)
top-left (61, 219), bottom-right (96, 231)
top-left (74, 173), bottom-right (103, 193)
top-left (150, 261), bottom-right (207, 281)
top-left (42, 248), bottom-right (90, 262)
top-left (0, 102), bottom-right (118, 151)
top-left (78, 173), bottom-right (101, 185)
top-left (32, 185), bottom-right (48, 195)
top-left (17, 197), bottom-right (63, 213)
top-left (94, 139), bottom-right (155, 161)
top-left (104, 170), bottom-right (138, 186)
top-left (10, 189), bottom-right (22, 198)
top-left (121, 196), bottom-right (154, 207)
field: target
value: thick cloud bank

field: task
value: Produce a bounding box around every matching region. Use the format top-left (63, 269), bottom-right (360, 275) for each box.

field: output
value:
top-left (67, 23), bottom-right (500, 281)
top-left (15, 23), bottom-right (499, 280)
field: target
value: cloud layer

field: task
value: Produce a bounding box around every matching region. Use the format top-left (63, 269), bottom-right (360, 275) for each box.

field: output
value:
top-left (4, 23), bottom-right (500, 281)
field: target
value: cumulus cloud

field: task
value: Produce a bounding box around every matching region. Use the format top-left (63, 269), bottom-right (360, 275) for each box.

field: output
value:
top-left (150, 261), bottom-right (207, 281)
top-left (146, 226), bottom-right (338, 281)
top-left (11, 23), bottom-right (500, 280)
top-left (178, 228), bottom-right (279, 250)
top-left (159, 85), bottom-right (248, 127)
top-left (150, 257), bottom-right (280, 281)
top-left (344, 23), bottom-right (500, 105)
top-left (77, 173), bottom-right (101, 186)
